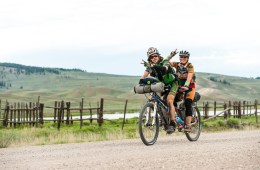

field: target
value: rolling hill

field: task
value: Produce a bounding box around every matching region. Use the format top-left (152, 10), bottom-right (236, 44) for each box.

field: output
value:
top-left (0, 62), bottom-right (260, 112)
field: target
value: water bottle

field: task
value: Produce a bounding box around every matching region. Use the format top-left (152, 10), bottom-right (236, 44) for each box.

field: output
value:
top-left (176, 116), bottom-right (184, 125)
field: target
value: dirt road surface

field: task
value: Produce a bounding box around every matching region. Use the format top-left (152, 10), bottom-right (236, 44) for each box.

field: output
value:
top-left (1, 130), bottom-right (260, 170)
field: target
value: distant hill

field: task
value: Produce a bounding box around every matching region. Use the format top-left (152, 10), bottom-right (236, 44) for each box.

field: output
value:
top-left (0, 62), bottom-right (260, 112)
top-left (0, 63), bottom-right (84, 75)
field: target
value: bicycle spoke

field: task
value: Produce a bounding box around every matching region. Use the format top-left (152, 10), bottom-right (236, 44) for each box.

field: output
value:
top-left (185, 106), bottom-right (201, 141)
top-left (139, 102), bottom-right (159, 145)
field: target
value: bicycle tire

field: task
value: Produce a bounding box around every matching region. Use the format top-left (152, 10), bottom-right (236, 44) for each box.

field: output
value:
top-left (138, 102), bottom-right (159, 145)
top-left (185, 106), bottom-right (202, 141)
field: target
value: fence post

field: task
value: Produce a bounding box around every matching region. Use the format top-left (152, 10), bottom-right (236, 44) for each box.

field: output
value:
top-left (214, 101), bottom-right (216, 119)
top-left (122, 99), bottom-right (128, 130)
top-left (243, 101), bottom-right (246, 116)
top-left (36, 103), bottom-right (39, 127)
top-left (37, 96), bottom-right (40, 107)
top-left (29, 102), bottom-right (32, 126)
top-left (21, 103), bottom-right (24, 126)
top-left (238, 101), bottom-right (241, 119)
top-left (17, 103), bottom-right (20, 126)
top-left (57, 101), bottom-right (64, 131)
top-left (205, 102), bottom-right (209, 119)
top-left (246, 101), bottom-right (249, 116)
top-left (255, 99), bottom-right (258, 124)
top-left (26, 103), bottom-right (29, 125)
top-left (97, 98), bottom-right (104, 126)
top-left (228, 101), bottom-right (231, 118)
top-left (10, 104), bottom-right (13, 128)
top-left (13, 104), bottom-right (16, 128)
top-left (66, 102), bottom-right (71, 125)
top-left (54, 101), bottom-right (57, 123)
top-left (80, 98), bottom-right (83, 129)
top-left (249, 101), bottom-right (252, 116)
top-left (89, 103), bottom-right (93, 125)
top-left (18, 102), bottom-right (21, 126)
top-left (39, 103), bottom-right (44, 125)
top-left (233, 101), bottom-right (236, 118)
top-left (223, 102), bottom-right (227, 119)
top-left (4, 104), bottom-right (10, 127)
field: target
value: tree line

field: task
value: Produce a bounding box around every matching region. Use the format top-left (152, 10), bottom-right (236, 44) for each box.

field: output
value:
top-left (0, 62), bottom-right (84, 75)
top-left (209, 77), bottom-right (231, 85)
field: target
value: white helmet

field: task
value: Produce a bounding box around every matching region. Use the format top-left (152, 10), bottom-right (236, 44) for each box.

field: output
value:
top-left (179, 50), bottom-right (190, 58)
top-left (147, 47), bottom-right (160, 58)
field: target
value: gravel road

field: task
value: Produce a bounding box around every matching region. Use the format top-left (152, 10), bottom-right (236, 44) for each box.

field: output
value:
top-left (1, 130), bottom-right (260, 170)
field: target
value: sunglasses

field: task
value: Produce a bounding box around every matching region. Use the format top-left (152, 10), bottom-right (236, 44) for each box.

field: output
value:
top-left (149, 55), bottom-right (158, 60)
top-left (180, 56), bottom-right (188, 58)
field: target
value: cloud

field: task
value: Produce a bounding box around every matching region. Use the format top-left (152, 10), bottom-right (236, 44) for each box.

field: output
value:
top-left (0, 0), bottom-right (260, 77)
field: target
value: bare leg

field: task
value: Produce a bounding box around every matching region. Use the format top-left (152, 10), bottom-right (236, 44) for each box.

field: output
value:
top-left (186, 116), bottom-right (192, 125)
top-left (167, 94), bottom-right (175, 121)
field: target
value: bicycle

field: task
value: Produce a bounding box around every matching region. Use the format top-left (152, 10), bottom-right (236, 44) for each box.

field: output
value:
top-left (137, 82), bottom-right (202, 146)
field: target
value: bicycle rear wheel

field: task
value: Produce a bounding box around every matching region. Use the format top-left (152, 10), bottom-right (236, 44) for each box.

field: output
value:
top-left (185, 106), bottom-right (201, 141)
top-left (138, 102), bottom-right (159, 145)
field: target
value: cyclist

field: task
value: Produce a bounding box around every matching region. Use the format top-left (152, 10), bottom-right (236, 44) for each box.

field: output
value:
top-left (170, 50), bottom-right (196, 132)
top-left (139, 47), bottom-right (178, 134)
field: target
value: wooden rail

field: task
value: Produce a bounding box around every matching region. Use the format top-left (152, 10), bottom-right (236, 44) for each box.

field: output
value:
top-left (199, 100), bottom-right (258, 123)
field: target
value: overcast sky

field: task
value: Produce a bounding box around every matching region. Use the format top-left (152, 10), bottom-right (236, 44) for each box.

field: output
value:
top-left (0, 0), bottom-right (260, 78)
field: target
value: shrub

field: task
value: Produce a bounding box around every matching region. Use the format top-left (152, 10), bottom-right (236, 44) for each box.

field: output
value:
top-left (226, 118), bottom-right (240, 128)
top-left (217, 120), bottom-right (225, 127)
top-left (0, 131), bottom-right (17, 148)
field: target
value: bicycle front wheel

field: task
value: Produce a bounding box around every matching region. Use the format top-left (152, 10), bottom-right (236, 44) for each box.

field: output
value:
top-left (185, 106), bottom-right (202, 141)
top-left (138, 102), bottom-right (159, 146)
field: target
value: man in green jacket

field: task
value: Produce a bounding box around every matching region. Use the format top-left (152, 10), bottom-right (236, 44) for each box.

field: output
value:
top-left (139, 47), bottom-right (178, 134)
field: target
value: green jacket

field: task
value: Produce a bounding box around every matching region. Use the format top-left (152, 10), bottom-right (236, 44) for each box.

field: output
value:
top-left (145, 54), bottom-right (177, 85)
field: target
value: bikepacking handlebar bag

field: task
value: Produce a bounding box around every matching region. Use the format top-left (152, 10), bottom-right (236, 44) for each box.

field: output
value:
top-left (162, 73), bottom-right (175, 85)
top-left (134, 82), bottom-right (165, 94)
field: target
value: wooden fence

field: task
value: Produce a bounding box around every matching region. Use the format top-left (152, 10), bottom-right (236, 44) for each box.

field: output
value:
top-left (0, 98), bottom-right (104, 130)
top-left (0, 98), bottom-right (259, 129)
top-left (1, 101), bottom-right (44, 128)
top-left (200, 99), bottom-right (258, 123)
top-left (46, 98), bottom-right (104, 130)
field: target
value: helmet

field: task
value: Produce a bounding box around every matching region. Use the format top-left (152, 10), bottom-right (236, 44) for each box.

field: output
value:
top-left (147, 47), bottom-right (160, 58)
top-left (179, 50), bottom-right (190, 58)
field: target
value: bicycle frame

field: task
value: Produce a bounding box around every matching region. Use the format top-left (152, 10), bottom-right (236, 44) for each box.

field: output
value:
top-left (148, 92), bottom-right (170, 127)
top-left (148, 91), bottom-right (187, 128)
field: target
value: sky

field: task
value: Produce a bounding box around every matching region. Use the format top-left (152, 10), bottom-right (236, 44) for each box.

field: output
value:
top-left (0, 0), bottom-right (260, 78)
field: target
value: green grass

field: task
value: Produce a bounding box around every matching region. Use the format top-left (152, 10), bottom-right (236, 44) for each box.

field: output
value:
top-left (1, 116), bottom-right (259, 148)
top-left (0, 118), bottom-right (140, 148)
top-left (201, 116), bottom-right (260, 132)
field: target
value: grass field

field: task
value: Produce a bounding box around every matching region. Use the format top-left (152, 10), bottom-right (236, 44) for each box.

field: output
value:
top-left (1, 64), bottom-right (260, 114)
top-left (0, 116), bottom-right (259, 148)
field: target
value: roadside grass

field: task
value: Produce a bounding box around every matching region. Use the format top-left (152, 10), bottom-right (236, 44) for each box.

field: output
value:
top-left (0, 116), bottom-right (259, 148)
top-left (202, 116), bottom-right (260, 132)
top-left (0, 118), bottom-right (139, 148)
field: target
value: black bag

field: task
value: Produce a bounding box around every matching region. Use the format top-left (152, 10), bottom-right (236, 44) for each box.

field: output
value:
top-left (194, 92), bottom-right (201, 102)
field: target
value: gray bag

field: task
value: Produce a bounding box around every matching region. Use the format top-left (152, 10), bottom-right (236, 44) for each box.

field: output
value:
top-left (134, 82), bottom-right (165, 94)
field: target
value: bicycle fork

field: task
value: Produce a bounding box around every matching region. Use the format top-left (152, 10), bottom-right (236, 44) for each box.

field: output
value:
top-left (145, 102), bottom-right (157, 126)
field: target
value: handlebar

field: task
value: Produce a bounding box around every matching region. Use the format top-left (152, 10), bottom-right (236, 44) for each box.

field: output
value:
top-left (179, 86), bottom-right (189, 92)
